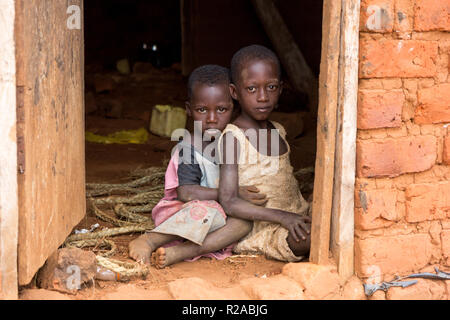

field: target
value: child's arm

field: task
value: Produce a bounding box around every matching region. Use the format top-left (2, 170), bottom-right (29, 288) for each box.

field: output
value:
top-left (177, 184), bottom-right (267, 205)
top-left (218, 133), bottom-right (310, 242)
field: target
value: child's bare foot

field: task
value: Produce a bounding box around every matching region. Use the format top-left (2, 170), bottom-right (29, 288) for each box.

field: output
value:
top-left (151, 247), bottom-right (185, 269)
top-left (129, 234), bottom-right (155, 264)
top-left (150, 247), bottom-right (170, 269)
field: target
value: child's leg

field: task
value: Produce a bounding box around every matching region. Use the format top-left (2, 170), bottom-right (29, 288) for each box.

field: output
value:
top-left (129, 232), bottom-right (182, 264)
top-left (151, 217), bottom-right (252, 268)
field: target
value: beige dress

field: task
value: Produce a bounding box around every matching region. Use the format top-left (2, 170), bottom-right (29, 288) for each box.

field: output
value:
top-left (219, 121), bottom-right (310, 262)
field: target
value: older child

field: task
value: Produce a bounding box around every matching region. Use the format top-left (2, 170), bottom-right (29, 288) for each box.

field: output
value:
top-left (129, 65), bottom-right (266, 268)
top-left (218, 45), bottom-right (311, 262)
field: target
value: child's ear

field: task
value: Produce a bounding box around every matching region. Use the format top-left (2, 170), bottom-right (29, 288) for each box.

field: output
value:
top-left (185, 101), bottom-right (192, 117)
top-left (229, 84), bottom-right (238, 100)
top-left (279, 80), bottom-right (284, 95)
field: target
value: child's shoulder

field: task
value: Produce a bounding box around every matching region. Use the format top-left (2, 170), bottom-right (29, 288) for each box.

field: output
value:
top-left (268, 120), bottom-right (287, 137)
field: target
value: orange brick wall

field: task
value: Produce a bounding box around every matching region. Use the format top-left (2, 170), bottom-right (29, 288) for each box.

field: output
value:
top-left (355, 0), bottom-right (450, 282)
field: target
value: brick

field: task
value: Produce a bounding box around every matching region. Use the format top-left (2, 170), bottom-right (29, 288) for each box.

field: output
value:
top-left (415, 84), bottom-right (450, 124)
top-left (360, 0), bottom-right (394, 32)
top-left (386, 279), bottom-right (446, 300)
top-left (356, 136), bottom-right (437, 178)
top-left (444, 135), bottom-right (450, 165)
top-left (359, 40), bottom-right (438, 78)
top-left (405, 181), bottom-right (450, 222)
top-left (442, 230), bottom-right (450, 258)
top-left (357, 89), bottom-right (404, 129)
top-left (239, 275), bottom-right (304, 300)
top-left (414, 0), bottom-right (450, 31)
top-left (282, 263), bottom-right (341, 299)
top-left (394, 0), bottom-right (414, 33)
top-left (355, 234), bottom-right (432, 277)
top-left (355, 189), bottom-right (400, 230)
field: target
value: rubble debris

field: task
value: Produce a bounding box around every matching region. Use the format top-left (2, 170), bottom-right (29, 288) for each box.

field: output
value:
top-left (116, 58), bottom-right (131, 75)
top-left (149, 105), bottom-right (187, 138)
top-left (36, 248), bottom-right (97, 293)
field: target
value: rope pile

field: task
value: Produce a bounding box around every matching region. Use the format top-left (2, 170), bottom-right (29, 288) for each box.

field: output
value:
top-left (63, 166), bottom-right (166, 280)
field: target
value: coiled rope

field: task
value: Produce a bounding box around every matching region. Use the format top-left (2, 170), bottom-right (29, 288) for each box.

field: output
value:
top-left (64, 166), bottom-right (166, 279)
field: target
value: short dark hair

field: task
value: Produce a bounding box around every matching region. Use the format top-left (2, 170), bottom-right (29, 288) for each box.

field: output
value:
top-left (187, 64), bottom-right (231, 99)
top-left (230, 45), bottom-right (281, 84)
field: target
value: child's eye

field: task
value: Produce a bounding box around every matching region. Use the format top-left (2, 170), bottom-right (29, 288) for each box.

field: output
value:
top-left (268, 84), bottom-right (278, 90)
top-left (247, 86), bottom-right (256, 93)
top-left (217, 107), bottom-right (228, 113)
top-left (196, 107), bottom-right (206, 113)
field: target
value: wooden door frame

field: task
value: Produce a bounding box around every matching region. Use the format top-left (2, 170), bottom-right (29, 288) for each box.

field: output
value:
top-left (0, 0), bottom-right (19, 300)
top-left (309, 0), bottom-right (360, 280)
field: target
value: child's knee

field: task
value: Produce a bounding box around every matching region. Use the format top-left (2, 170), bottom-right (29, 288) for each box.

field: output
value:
top-left (238, 218), bottom-right (253, 235)
top-left (227, 217), bottom-right (252, 235)
top-left (289, 235), bottom-right (311, 257)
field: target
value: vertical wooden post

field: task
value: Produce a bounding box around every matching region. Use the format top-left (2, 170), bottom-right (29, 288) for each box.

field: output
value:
top-left (309, 0), bottom-right (342, 265)
top-left (0, 0), bottom-right (19, 300)
top-left (330, 0), bottom-right (360, 279)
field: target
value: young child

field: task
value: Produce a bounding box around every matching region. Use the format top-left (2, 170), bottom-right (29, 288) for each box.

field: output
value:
top-left (129, 64), bottom-right (266, 268)
top-left (218, 45), bottom-right (311, 262)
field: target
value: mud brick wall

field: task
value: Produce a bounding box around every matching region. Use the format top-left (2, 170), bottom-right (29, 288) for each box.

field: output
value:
top-left (355, 0), bottom-right (450, 282)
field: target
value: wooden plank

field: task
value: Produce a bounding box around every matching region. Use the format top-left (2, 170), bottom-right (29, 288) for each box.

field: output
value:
top-left (330, 0), bottom-right (360, 280)
top-left (250, 0), bottom-right (318, 115)
top-left (309, 0), bottom-right (342, 265)
top-left (0, 0), bottom-right (19, 299)
top-left (15, 0), bottom-right (86, 285)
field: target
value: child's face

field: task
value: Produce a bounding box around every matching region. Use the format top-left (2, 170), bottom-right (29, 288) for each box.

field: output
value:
top-left (185, 83), bottom-right (234, 135)
top-left (230, 59), bottom-right (282, 121)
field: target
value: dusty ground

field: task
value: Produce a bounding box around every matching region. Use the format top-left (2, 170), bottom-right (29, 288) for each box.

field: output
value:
top-left (19, 64), bottom-right (317, 300)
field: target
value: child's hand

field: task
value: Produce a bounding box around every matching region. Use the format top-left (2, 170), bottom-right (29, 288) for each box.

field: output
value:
top-left (238, 185), bottom-right (268, 206)
top-left (278, 212), bottom-right (311, 242)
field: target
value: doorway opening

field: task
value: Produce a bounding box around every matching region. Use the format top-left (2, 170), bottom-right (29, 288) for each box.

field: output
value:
top-left (80, 0), bottom-right (323, 299)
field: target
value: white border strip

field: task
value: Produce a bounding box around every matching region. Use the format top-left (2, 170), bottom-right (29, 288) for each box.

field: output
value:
top-left (0, 0), bottom-right (18, 300)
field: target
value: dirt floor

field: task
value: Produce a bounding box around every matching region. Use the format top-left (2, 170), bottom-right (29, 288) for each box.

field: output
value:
top-left (19, 63), bottom-right (318, 300)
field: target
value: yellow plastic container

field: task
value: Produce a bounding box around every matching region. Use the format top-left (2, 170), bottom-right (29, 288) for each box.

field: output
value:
top-left (149, 105), bottom-right (187, 138)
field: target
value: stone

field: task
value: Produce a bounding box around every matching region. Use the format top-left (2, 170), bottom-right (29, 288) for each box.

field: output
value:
top-left (282, 262), bottom-right (341, 299)
top-left (340, 276), bottom-right (367, 300)
top-left (168, 277), bottom-right (250, 300)
top-left (101, 285), bottom-right (172, 300)
top-left (19, 289), bottom-right (72, 300)
top-left (239, 275), bottom-right (305, 300)
top-left (36, 248), bottom-right (97, 293)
